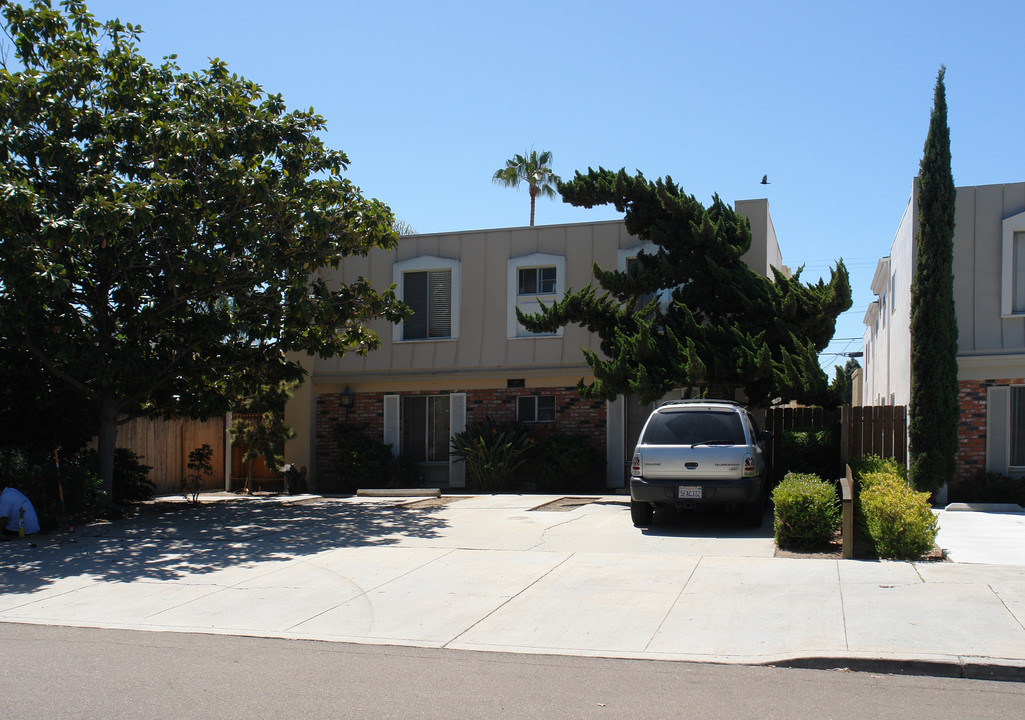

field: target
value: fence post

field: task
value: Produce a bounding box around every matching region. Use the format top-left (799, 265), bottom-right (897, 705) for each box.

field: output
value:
top-left (840, 464), bottom-right (855, 559)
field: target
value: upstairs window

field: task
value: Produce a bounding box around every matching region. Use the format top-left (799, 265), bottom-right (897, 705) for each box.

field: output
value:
top-left (508, 253), bottom-right (565, 338)
top-left (1001, 212), bottom-right (1025, 317)
top-left (1015, 232), bottom-right (1025, 314)
top-left (518, 266), bottom-right (557, 295)
top-left (403, 269), bottom-right (451, 340)
top-left (393, 256), bottom-right (460, 342)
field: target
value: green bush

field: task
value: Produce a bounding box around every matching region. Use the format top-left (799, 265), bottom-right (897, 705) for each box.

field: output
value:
top-left (850, 454), bottom-right (907, 483)
top-left (778, 428), bottom-right (840, 482)
top-left (771, 472), bottom-right (840, 550)
top-left (183, 444), bottom-right (214, 504)
top-left (531, 434), bottom-right (606, 493)
top-left (859, 473), bottom-right (938, 559)
top-left (450, 417), bottom-right (533, 491)
top-left (948, 471), bottom-right (1025, 506)
top-left (331, 423), bottom-right (402, 493)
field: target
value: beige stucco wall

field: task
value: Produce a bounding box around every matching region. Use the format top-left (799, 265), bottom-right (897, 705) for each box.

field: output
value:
top-left (862, 180), bottom-right (1025, 395)
top-left (285, 212), bottom-right (786, 482)
top-left (311, 220), bottom-right (634, 382)
top-left (736, 198), bottom-right (785, 277)
top-left (952, 182), bottom-right (1025, 368)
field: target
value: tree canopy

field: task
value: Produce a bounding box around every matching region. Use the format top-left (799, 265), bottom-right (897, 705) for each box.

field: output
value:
top-left (909, 66), bottom-right (958, 494)
top-left (520, 167), bottom-right (852, 406)
top-left (493, 149), bottom-right (561, 227)
top-left (0, 0), bottom-right (406, 498)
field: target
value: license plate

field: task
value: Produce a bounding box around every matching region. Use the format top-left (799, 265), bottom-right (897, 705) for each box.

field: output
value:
top-left (678, 486), bottom-right (702, 499)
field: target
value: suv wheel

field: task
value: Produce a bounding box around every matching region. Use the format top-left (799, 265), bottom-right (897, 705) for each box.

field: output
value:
top-left (631, 499), bottom-right (653, 527)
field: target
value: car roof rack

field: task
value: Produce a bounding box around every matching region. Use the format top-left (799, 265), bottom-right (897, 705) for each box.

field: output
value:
top-left (658, 399), bottom-right (743, 408)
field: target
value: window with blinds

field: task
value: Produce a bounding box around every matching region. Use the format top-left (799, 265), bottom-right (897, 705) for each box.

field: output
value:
top-left (403, 269), bottom-right (452, 339)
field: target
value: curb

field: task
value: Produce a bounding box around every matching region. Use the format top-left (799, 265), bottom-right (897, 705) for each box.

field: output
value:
top-left (767, 656), bottom-right (1025, 683)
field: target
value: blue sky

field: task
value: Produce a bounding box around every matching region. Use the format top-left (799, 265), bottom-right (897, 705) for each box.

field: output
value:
top-left (83, 0), bottom-right (1025, 373)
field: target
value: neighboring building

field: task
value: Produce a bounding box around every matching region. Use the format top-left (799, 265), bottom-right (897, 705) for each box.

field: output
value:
top-left (285, 200), bottom-right (787, 491)
top-left (862, 180), bottom-right (1025, 481)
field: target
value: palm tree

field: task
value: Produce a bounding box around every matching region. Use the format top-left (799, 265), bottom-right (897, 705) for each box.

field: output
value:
top-left (492, 149), bottom-right (561, 226)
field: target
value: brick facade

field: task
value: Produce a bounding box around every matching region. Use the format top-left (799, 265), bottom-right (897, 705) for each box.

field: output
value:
top-left (956, 378), bottom-right (1025, 483)
top-left (315, 387), bottom-right (607, 489)
top-left (957, 380), bottom-right (988, 483)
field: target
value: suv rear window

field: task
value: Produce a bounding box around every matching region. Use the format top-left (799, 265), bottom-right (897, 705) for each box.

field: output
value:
top-left (640, 409), bottom-right (747, 446)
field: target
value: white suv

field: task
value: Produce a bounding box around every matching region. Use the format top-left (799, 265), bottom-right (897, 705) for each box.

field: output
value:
top-left (629, 400), bottom-right (772, 527)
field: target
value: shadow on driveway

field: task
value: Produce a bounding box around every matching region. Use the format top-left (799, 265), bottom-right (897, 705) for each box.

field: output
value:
top-left (1, 498), bottom-right (448, 595)
top-left (639, 505), bottom-right (775, 539)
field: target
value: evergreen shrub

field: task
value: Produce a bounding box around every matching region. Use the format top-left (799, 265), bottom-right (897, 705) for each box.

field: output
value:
top-left (859, 473), bottom-right (938, 559)
top-left (331, 423), bottom-right (421, 493)
top-left (532, 434), bottom-right (606, 493)
top-left (948, 471), bottom-right (1025, 506)
top-left (771, 472), bottom-right (840, 550)
top-left (778, 429), bottom-right (840, 483)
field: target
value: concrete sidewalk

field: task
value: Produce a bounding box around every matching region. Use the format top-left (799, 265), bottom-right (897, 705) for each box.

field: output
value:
top-left (2, 494), bottom-right (1024, 681)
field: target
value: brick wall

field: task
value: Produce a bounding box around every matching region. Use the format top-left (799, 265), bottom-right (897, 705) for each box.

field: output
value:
top-left (316, 391), bottom-right (386, 488)
top-left (315, 386), bottom-right (607, 489)
top-left (957, 380), bottom-right (987, 483)
top-left (956, 378), bottom-right (1025, 483)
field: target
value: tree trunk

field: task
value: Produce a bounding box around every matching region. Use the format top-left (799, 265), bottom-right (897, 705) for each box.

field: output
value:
top-left (96, 394), bottom-right (119, 504)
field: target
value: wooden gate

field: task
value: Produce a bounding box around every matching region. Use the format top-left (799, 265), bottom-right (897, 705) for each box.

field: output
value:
top-left (842, 405), bottom-right (907, 465)
top-left (764, 404), bottom-right (907, 466)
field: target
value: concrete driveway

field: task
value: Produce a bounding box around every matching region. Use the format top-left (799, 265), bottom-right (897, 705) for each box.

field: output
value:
top-left (2, 494), bottom-right (1024, 679)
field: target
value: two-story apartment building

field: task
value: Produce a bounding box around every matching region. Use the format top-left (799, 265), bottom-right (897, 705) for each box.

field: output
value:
top-left (284, 199), bottom-right (786, 491)
top-left (862, 180), bottom-right (1025, 481)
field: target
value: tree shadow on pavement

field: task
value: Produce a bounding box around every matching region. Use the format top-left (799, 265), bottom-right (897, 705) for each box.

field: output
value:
top-left (0, 498), bottom-right (448, 596)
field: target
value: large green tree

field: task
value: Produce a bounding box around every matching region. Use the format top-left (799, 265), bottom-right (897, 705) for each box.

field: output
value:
top-left (0, 1), bottom-right (405, 500)
top-left (520, 168), bottom-right (851, 406)
top-left (909, 66), bottom-right (958, 494)
top-left (492, 149), bottom-right (561, 226)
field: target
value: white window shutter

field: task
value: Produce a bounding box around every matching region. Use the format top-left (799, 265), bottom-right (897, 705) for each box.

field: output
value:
top-left (449, 393), bottom-right (466, 488)
top-left (383, 394), bottom-right (400, 457)
top-left (986, 386), bottom-right (1009, 475)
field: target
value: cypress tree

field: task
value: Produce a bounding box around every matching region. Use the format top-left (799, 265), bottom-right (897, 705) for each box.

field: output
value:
top-left (909, 67), bottom-right (959, 494)
top-left (520, 168), bottom-right (851, 406)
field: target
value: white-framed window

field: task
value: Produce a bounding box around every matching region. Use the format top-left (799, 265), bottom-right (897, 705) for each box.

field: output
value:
top-left (508, 253), bottom-right (564, 338)
top-left (1001, 211), bottom-right (1025, 317)
top-left (518, 266), bottom-right (557, 295)
top-left (1011, 386), bottom-right (1025, 468)
top-left (618, 243), bottom-right (668, 310)
top-left (401, 395), bottom-right (450, 463)
top-left (517, 395), bottom-right (556, 423)
top-left (393, 256), bottom-right (460, 342)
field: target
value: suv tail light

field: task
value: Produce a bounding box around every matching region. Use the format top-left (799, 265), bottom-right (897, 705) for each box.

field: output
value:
top-left (743, 455), bottom-right (756, 477)
top-left (631, 453), bottom-right (642, 477)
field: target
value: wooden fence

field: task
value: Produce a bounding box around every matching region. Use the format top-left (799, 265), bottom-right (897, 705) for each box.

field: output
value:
top-left (110, 416), bottom-right (226, 495)
top-left (841, 405), bottom-right (907, 465)
top-left (765, 404), bottom-right (907, 468)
